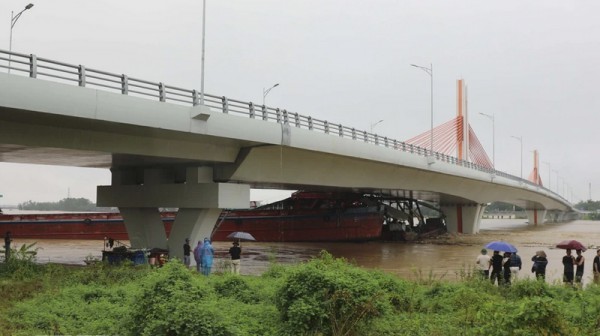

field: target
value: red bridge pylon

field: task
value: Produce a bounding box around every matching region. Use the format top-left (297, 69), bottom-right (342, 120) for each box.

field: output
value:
top-left (406, 79), bottom-right (493, 169)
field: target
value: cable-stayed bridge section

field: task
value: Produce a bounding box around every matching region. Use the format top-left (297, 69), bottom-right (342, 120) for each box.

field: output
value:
top-left (0, 50), bottom-right (576, 259)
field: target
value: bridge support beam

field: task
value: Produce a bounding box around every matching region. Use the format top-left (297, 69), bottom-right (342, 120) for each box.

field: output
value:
top-left (97, 167), bottom-right (250, 261)
top-left (441, 204), bottom-right (485, 234)
top-left (441, 204), bottom-right (485, 233)
top-left (526, 209), bottom-right (546, 226)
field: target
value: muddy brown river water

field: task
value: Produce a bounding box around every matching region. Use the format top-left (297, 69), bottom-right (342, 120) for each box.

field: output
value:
top-left (14, 219), bottom-right (600, 285)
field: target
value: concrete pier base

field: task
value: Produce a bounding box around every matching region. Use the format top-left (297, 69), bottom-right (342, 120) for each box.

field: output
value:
top-left (526, 209), bottom-right (547, 226)
top-left (441, 204), bottom-right (486, 234)
top-left (97, 167), bottom-right (250, 260)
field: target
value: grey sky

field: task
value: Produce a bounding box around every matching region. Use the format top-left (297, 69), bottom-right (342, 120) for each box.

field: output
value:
top-left (1, 0), bottom-right (599, 205)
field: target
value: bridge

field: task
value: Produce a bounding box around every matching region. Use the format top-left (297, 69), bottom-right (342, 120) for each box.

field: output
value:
top-left (0, 50), bottom-right (577, 259)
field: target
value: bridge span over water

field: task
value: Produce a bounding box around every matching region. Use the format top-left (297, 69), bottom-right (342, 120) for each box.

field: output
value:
top-left (0, 50), bottom-right (577, 259)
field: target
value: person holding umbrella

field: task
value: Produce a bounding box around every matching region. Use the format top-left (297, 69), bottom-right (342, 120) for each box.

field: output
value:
top-left (490, 251), bottom-right (503, 285)
top-left (228, 241), bottom-right (242, 275)
top-left (562, 249), bottom-right (575, 286)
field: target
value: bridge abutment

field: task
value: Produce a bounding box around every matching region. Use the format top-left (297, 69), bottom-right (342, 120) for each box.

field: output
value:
top-left (441, 204), bottom-right (485, 234)
top-left (97, 167), bottom-right (250, 260)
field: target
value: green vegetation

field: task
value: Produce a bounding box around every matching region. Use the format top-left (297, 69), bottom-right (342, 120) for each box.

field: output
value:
top-left (576, 200), bottom-right (600, 220)
top-left (17, 197), bottom-right (111, 212)
top-left (2, 250), bottom-right (600, 335)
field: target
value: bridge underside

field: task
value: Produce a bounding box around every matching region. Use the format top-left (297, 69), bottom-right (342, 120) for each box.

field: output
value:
top-left (0, 72), bottom-right (575, 242)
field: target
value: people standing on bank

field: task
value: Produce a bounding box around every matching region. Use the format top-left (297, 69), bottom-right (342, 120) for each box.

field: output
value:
top-left (490, 250), bottom-right (503, 285)
top-left (3, 231), bottom-right (12, 262)
top-left (475, 249), bottom-right (491, 279)
top-left (531, 250), bottom-right (548, 281)
top-left (562, 249), bottom-right (575, 286)
top-left (510, 252), bottom-right (522, 280)
top-left (193, 240), bottom-right (203, 272)
top-left (574, 249), bottom-right (585, 287)
top-left (183, 238), bottom-right (191, 268)
top-left (229, 241), bottom-right (242, 275)
top-left (593, 249), bottom-right (600, 285)
top-left (502, 252), bottom-right (512, 286)
top-left (200, 238), bottom-right (214, 276)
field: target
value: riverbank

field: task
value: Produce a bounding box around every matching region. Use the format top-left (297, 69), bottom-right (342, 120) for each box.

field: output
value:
top-left (2, 251), bottom-right (600, 335)
top-left (9, 219), bottom-right (600, 284)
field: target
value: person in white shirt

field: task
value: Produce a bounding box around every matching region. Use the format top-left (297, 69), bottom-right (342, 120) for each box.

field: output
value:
top-left (475, 248), bottom-right (491, 279)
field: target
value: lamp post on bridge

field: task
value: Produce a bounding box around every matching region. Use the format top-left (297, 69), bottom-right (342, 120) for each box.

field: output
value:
top-left (510, 135), bottom-right (523, 179)
top-left (542, 161), bottom-right (551, 190)
top-left (199, 0), bottom-right (207, 105)
top-left (410, 63), bottom-right (433, 155)
top-left (9, 3), bottom-right (34, 74)
top-left (370, 119), bottom-right (384, 133)
top-left (479, 112), bottom-right (495, 168)
top-left (263, 83), bottom-right (279, 107)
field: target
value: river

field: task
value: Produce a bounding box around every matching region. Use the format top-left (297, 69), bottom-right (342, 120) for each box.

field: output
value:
top-left (14, 218), bottom-right (600, 285)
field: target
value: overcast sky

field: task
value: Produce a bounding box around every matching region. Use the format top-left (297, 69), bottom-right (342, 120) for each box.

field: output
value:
top-left (1, 0), bottom-right (599, 206)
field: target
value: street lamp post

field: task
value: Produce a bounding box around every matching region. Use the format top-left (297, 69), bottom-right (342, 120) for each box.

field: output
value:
top-left (479, 112), bottom-right (495, 168)
top-left (410, 63), bottom-right (433, 154)
top-left (370, 119), bottom-right (383, 133)
top-left (9, 3), bottom-right (34, 73)
top-left (199, 0), bottom-right (207, 105)
top-left (542, 161), bottom-right (551, 190)
top-left (263, 83), bottom-right (279, 107)
top-left (510, 135), bottom-right (523, 179)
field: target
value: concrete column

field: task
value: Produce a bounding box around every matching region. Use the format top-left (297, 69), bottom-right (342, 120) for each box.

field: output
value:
top-left (97, 166), bottom-right (250, 259)
top-left (441, 204), bottom-right (485, 234)
top-left (526, 209), bottom-right (547, 226)
top-left (119, 207), bottom-right (168, 249)
top-left (169, 208), bottom-right (222, 260)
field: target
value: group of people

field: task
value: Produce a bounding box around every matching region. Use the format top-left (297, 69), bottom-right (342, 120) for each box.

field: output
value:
top-left (182, 238), bottom-right (242, 275)
top-left (560, 248), bottom-right (598, 287)
top-left (476, 248), bottom-right (600, 287)
top-left (476, 249), bottom-right (523, 286)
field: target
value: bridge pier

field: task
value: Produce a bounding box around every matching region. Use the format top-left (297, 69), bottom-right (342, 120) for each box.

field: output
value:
top-left (441, 204), bottom-right (485, 234)
top-left (526, 209), bottom-right (547, 226)
top-left (97, 167), bottom-right (250, 261)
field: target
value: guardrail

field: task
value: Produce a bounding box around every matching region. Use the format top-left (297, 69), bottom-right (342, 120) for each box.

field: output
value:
top-left (0, 49), bottom-right (570, 205)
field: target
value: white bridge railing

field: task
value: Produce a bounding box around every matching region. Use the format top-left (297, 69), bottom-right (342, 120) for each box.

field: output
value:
top-left (0, 49), bottom-right (569, 204)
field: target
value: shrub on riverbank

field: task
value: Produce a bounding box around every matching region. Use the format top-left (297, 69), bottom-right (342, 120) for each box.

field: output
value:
top-left (2, 252), bottom-right (600, 335)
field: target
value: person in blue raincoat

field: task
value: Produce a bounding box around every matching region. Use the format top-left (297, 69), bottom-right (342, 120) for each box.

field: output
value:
top-left (200, 238), bottom-right (214, 276)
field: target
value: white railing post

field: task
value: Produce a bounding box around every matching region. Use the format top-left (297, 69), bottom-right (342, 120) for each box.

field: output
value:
top-left (282, 109), bottom-right (288, 124)
top-left (276, 108), bottom-right (282, 123)
top-left (324, 121), bottom-right (329, 134)
top-left (294, 113), bottom-right (300, 127)
top-left (352, 128), bottom-right (356, 140)
top-left (29, 54), bottom-right (37, 78)
top-left (192, 89), bottom-right (199, 105)
top-left (121, 75), bottom-right (129, 95)
top-left (249, 102), bottom-right (255, 118)
top-left (338, 125), bottom-right (343, 137)
top-left (308, 116), bottom-right (313, 130)
top-left (222, 96), bottom-right (229, 113)
top-left (78, 65), bottom-right (86, 87)
top-left (262, 105), bottom-right (268, 120)
top-left (159, 82), bottom-right (166, 102)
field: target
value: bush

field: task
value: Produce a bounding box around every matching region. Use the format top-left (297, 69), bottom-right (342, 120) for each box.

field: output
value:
top-left (124, 260), bottom-right (234, 336)
top-left (276, 251), bottom-right (391, 336)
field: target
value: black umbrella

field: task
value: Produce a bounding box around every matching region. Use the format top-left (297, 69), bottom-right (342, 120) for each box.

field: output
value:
top-left (226, 231), bottom-right (256, 241)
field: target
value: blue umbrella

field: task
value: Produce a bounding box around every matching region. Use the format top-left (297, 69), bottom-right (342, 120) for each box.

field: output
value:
top-left (485, 241), bottom-right (518, 253)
